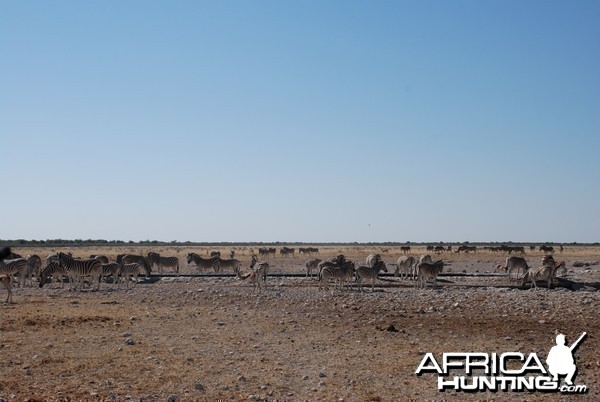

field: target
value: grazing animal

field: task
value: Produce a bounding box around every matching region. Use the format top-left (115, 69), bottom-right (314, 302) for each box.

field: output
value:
top-left (39, 262), bottom-right (68, 288)
top-left (1, 275), bottom-right (13, 303)
top-left (146, 252), bottom-right (179, 274)
top-left (187, 253), bottom-right (221, 273)
top-left (305, 258), bottom-right (322, 277)
top-left (416, 260), bottom-right (444, 289)
top-left (319, 261), bottom-right (355, 292)
top-left (496, 256), bottom-right (530, 280)
top-left (118, 263), bottom-right (149, 288)
top-left (395, 256), bottom-right (416, 279)
top-left (236, 256), bottom-right (269, 291)
top-left (366, 254), bottom-right (381, 268)
top-left (400, 246), bottom-right (411, 254)
top-left (216, 257), bottom-right (241, 273)
top-left (0, 258), bottom-right (29, 288)
top-left (121, 255), bottom-right (152, 275)
top-left (100, 263), bottom-right (122, 287)
top-left (356, 260), bottom-right (388, 292)
top-left (57, 252), bottom-right (102, 291)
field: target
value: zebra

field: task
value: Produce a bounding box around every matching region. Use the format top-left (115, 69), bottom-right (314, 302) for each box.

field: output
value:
top-left (118, 263), bottom-right (149, 288)
top-left (318, 260), bottom-right (355, 292)
top-left (147, 252), bottom-right (179, 274)
top-left (26, 254), bottom-right (43, 286)
top-left (39, 261), bottom-right (68, 288)
top-left (1, 275), bottom-right (13, 303)
top-left (210, 251), bottom-right (221, 258)
top-left (496, 256), bottom-right (530, 280)
top-left (229, 250), bottom-right (235, 259)
top-left (90, 254), bottom-right (109, 264)
top-left (317, 254), bottom-right (347, 273)
top-left (121, 255), bottom-right (152, 275)
top-left (280, 247), bottom-right (295, 257)
top-left (187, 253), bottom-right (221, 273)
top-left (416, 260), bottom-right (444, 289)
top-left (57, 252), bottom-right (102, 291)
top-left (100, 263), bottom-right (121, 287)
top-left (366, 254), bottom-right (381, 268)
top-left (0, 258), bottom-right (29, 288)
top-left (400, 246), bottom-right (411, 254)
top-left (305, 258), bottom-right (322, 278)
top-left (236, 256), bottom-right (269, 291)
top-left (216, 257), bottom-right (241, 273)
top-left (356, 260), bottom-right (388, 292)
top-left (521, 262), bottom-right (560, 290)
top-left (395, 256), bottom-right (416, 279)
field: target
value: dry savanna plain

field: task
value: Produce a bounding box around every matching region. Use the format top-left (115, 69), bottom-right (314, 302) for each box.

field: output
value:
top-left (1, 244), bottom-right (599, 402)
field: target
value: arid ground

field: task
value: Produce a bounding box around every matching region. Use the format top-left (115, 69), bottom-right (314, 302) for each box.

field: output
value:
top-left (1, 245), bottom-right (598, 401)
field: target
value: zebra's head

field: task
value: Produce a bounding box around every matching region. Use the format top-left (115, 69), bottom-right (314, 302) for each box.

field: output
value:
top-left (376, 260), bottom-right (387, 273)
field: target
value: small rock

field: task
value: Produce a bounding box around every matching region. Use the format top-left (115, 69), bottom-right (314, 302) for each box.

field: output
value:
top-left (538, 320), bottom-right (546, 324)
top-left (167, 396), bottom-right (178, 402)
top-left (125, 338), bottom-right (135, 345)
top-left (318, 371), bottom-right (327, 378)
top-left (24, 368), bottom-right (32, 376)
top-left (195, 383), bottom-right (205, 391)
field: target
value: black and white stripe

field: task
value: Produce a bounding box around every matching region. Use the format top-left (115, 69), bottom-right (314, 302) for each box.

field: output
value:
top-left (318, 260), bottom-right (355, 292)
top-left (355, 260), bottom-right (388, 292)
top-left (39, 262), bottom-right (68, 288)
top-left (187, 253), bottom-right (221, 273)
top-left (147, 252), bottom-right (179, 274)
top-left (58, 252), bottom-right (102, 291)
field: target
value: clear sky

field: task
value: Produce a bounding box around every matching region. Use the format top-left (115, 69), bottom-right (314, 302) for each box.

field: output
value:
top-left (1, 1), bottom-right (598, 243)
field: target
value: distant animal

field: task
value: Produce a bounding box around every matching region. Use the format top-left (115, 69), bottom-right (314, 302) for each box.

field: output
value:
top-left (400, 246), bottom-right (411, 254)
top-left (187, 253), bottom-right (220, 273)
top-left (539, 245), bottom-right (554, 254)
top-left (147, 252), bottom-right (179, 274)
top-left (319, 260), bottom-right (355, 292)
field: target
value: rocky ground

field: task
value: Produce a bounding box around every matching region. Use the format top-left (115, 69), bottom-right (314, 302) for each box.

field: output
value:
top-left (1, 246), bottom-right (598, 401)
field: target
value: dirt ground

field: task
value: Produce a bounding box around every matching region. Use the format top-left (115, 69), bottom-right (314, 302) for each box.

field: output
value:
top-left (1, 245), bottom-right (599, 401)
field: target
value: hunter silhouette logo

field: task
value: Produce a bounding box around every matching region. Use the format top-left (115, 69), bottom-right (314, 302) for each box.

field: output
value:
top-left (547, 332), bottom-right (586, 386)
top-left (415, 332), bottom-right (588, 393)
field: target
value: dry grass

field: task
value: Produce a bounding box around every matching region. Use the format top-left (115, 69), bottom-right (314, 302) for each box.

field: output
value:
top-left (1, 245), bottom-right (599, 401)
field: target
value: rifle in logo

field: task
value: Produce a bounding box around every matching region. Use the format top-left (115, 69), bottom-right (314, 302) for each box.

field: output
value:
top-left (546, 332), bottom-right (586, 386)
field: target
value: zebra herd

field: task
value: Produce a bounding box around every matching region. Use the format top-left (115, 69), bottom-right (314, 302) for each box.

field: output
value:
top-left (0, 244), bottom-right (577, 303)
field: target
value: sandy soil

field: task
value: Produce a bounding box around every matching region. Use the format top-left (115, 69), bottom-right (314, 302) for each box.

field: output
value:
top-left (1, 245), bottom-right (598, 401)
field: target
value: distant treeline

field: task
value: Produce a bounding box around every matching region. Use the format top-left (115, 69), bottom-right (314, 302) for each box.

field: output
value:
top-left (0, 239), bottom-right (597, 248)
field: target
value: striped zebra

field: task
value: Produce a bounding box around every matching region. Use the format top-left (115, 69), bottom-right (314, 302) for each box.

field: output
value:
top-left (305, 258), bottom-right (322, 278)
top-left (100, 263), bottom-right (121, 287)
top-left (39, 262), bottom-right (68, 288)
top-left (90, 254), bottom-right (109, 264)
top-left (118, 263), bottom-right (148, 288)
top-left (416, 260), bottom-right (444, 289)
top-left (26, 254), bottom-right (43, 287)
top-left (496, 256), bottom-right (530, 280)
top-left (187, 253), bottom-right (221, 273)
top-left (0, 258), bottom-right (29, 288)
top-left (400, 246), bottom-right (411, 254)
top-left (318, 260), bottom-right (355, 292)
top-left (317, 254), bottom-right (347, 273)
top-left (395, 256), bottom-right (416, 279)
top-left (356, 260), bottom-right (388, 292)
top-left (147, 252), bottom-right (179, 274)
top-left (217, 257), bottom-right (240, 273)
top-left (121, 255), bottom-right (152, 275)
top-left (57, 252), bottom-right (102, 291)
top-left (366, 254), bottom-right (381, 268)
top-left (236, 256), bottom-right (269, 291)
top-left (521, 263), bottom-right (559, 289)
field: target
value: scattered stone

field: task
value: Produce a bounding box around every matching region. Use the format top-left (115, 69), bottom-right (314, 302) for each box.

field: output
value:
top-left (318, 371), bottom-right (327, 378)
top-left (195, 383), bottom-right (205, 391)
top-left (125, 338), bottom-right (135, 345)
top-left (167, 395), bottom-right (178, 402)
top-left (24, 368), bottom-right (32, 376)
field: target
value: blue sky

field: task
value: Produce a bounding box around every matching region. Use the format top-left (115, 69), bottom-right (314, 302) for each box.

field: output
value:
top-left (1, 1), bottom-right (598, 243)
